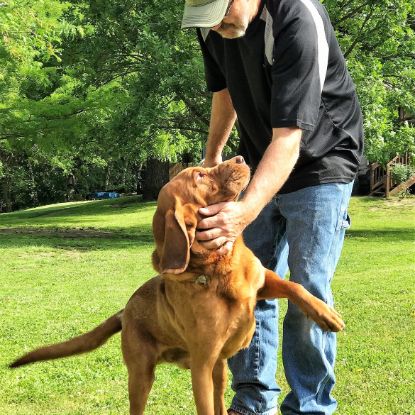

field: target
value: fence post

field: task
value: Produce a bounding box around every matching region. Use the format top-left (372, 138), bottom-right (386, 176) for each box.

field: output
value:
top-left (370, 165), bottom-right (375, 191)
top-left (385, 165), bottom-right (391, 198)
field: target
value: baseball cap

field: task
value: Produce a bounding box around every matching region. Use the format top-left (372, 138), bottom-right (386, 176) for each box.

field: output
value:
top-left (181, 0), bottom-right (229, 29)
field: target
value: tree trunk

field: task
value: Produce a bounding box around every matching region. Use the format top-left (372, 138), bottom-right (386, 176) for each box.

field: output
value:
top-left (121, 159), bottom-right (128, 191)
top-left (28, 161), bottom-right (39, 207)
top-left (0, 178), bottom-right (12, 212)
top-left (105, 164), bottom-right (111, 191)
top-left (66, 172), bottom-right (76, 202)
top-left (135, 163), bottom-right (144, 195)
top-left (142, 158), bottom-right (169, 201)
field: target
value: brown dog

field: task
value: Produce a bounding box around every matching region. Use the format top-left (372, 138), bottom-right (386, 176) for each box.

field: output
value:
top-left (10, 157), bottom-right (344, 415)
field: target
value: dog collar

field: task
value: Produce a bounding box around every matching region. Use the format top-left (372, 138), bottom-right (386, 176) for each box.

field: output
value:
top-left (194, 275), bottom-right (209, 286)
top-left (162, 273), bottom-right (210, 286)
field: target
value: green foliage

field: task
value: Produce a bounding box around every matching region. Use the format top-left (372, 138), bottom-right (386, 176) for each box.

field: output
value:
top-left (0, 0), bottom-right (75, 132)
top-left (1, 0), bottom-right (415, 210)
top-left (391, 162), bottom-right (415, 183)
top-left (324, 0), bottom-right (415, 163)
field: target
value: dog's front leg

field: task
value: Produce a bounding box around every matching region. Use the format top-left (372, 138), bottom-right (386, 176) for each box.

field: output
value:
top-left (213, 359), bottom-right (227, 415)
top-left (258, 269), bottom-right (345, 332)
top-left (191, 354), bottom-right (217, 415)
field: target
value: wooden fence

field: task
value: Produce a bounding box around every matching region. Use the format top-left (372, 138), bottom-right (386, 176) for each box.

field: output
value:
top-left (370, 153), bottom-right (414, 197)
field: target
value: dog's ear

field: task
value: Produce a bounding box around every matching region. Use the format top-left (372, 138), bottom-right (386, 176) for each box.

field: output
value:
top-left (155, 200), bottom-right (197, 275)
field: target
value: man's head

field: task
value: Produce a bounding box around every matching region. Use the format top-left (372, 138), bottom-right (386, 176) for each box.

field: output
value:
top-left (182, 0), bottom-right (261, 39)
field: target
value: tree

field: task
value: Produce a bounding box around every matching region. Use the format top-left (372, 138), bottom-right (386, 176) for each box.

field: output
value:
top-left (324, 0), bottom-right (415, 163)
top-left (1, 0), bottom-right (414, 211)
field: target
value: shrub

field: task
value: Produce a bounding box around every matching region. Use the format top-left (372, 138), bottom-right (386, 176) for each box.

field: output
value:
top-left (392, 163), bottom-right (415, 183)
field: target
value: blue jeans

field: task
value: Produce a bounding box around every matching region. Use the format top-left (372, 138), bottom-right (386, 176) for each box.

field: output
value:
top-left (228, 182), bottom-right (353, 415)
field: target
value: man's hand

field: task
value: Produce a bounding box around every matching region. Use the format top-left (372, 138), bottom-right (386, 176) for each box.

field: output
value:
top-left (198, 128), bottom-right (301, 256)
top-left (196, 201), bottom-right (252, 255)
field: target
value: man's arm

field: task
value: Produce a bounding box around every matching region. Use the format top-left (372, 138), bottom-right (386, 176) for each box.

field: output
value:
top-left (241, 127), bottom-right (301, 221)
top-left (197, 127), bottom-right (302, 253)
top-left (204, 88), bottom-right (237, 167)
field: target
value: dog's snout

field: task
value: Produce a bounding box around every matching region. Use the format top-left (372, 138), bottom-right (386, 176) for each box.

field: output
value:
top-left (235, 156), bottom-right (245, 164)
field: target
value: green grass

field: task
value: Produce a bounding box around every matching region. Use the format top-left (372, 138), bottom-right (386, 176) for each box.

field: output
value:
top-left (1, 196), bottom-right (414, 415)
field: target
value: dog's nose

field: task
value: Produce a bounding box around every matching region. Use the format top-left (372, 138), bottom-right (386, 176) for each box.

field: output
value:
top-left (235, 156), bottom-right (245, 164)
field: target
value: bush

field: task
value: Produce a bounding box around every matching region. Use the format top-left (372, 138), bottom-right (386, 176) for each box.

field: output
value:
top-left (392, 163), bottom-right (415, 183)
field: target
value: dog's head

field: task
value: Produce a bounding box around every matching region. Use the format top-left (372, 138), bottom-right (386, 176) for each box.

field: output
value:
top-left (152, 156), bottom-right (250, 275)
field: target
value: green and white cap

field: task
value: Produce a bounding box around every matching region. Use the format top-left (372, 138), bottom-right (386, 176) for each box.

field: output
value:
top-left (182, 0), bottom-right (228, 29)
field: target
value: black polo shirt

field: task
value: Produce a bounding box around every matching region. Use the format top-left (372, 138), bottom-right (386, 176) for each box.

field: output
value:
top-left (197, 0), bottom-right (364, 193)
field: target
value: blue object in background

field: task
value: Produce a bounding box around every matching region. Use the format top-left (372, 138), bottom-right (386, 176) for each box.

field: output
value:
top-left (93, 192), bottom-right (120, 199)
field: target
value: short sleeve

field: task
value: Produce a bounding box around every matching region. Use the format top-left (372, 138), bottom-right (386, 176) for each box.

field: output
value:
top-left (197, 29), bottom-right (227, 92)
top-left (271, 5), bottom-right (328, 131)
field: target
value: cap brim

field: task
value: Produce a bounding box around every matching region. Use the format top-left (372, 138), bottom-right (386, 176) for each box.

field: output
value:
top-left (181, 0), bottom-right (228, 29)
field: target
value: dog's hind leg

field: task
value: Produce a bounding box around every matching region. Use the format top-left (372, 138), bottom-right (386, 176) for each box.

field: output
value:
top-left (191, 352), bottom-right (217, 415)
top-left (122, 329), bottom-right (157, 415)
top-left (213, 358), bottom-right (227, 415)
top-left (126, 358), bottom-right (155, 415)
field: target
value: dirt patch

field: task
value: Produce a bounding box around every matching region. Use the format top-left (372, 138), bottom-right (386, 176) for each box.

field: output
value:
top-left (0, 227), bottom-right (119, 238)
top-left (383, 197), bottom-right (415, 208)
top-left (367, 196), bottom-right (415, 211)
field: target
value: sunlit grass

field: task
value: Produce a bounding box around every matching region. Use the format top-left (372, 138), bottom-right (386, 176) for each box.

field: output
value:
top-left (1, 196), bottom-right (414, 414)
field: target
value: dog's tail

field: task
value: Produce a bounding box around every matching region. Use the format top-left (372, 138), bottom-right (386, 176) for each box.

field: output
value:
top-left (9, 310), bottom-right (123, 369)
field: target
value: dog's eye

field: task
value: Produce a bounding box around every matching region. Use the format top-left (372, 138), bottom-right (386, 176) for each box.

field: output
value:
top-left (195, 171), bottom-right (207, 180)
top-left (193, 170), bottom-right (209, 184)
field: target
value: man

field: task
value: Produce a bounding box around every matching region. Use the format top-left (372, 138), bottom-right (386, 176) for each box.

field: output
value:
top-left (181, 0), bottom-right (363, 414)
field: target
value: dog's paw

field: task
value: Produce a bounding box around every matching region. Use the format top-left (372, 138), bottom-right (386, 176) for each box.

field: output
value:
top-left (311, 301), bottom-right (345, 332)
top-left (301, 295), bottom-right (345, 332)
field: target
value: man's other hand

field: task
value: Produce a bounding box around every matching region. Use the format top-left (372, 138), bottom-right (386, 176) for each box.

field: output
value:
top-left (196, 201), bottom-right (251, 255)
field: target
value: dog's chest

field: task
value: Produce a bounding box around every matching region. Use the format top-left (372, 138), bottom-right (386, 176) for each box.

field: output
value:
top-left (220, 298), bottom-right (256, 359)
top-left (164, 278), bottom-right (254, 328)
top-left (155, 278), bottom-right (257, 367)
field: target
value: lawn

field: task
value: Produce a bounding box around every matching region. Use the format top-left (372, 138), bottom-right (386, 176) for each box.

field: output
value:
top-left (0, 196), bottom-right (414, 415)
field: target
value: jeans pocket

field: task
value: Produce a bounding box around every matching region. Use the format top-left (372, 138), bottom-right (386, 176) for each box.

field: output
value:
top-left (336, 210), bottom-right (351, 231)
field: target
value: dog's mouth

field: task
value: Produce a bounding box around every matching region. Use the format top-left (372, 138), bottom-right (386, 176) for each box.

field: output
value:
top-left (228, 175), bottom-right (250, 200)
top-left (232, 179), bottom-right (249, 201)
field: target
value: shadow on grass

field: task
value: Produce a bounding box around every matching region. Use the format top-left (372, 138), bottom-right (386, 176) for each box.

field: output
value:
top-left (0, 225), bottom-right (155, 251)
top-left (0, 197), bottom-right (156, 224)
top-left (346, 228), bottom-right (415, 241)
top-left (0, 197), bottom-right (158, 251)
top-left (2, 227), bottom-right (413, 251)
